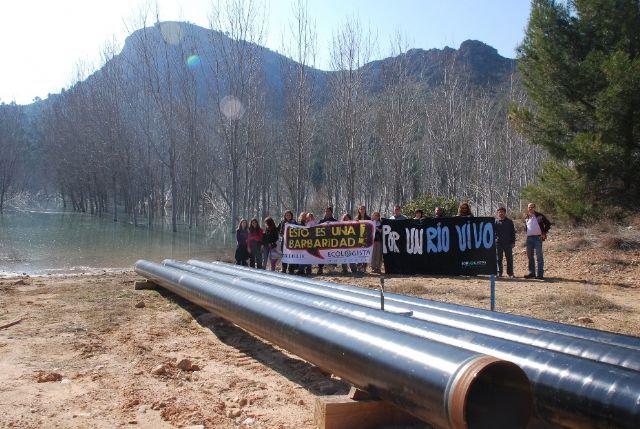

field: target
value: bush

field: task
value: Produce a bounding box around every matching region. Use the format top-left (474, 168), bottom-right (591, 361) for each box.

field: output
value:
top-left (601, 234), bottom-right (640, 251)
top-left (402, 195), bottom-right (459, 218)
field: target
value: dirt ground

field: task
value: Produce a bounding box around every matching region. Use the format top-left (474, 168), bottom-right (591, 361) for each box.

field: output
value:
top-left (1, 222), bottom-right (639, 429)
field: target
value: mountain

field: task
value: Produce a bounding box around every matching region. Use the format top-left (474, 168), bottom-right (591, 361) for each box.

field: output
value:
top-left (24, 22), bottom-right (516, 116)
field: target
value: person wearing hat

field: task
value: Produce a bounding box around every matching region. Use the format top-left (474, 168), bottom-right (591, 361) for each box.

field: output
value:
top-left (494, 207), bottom-right (516, 278)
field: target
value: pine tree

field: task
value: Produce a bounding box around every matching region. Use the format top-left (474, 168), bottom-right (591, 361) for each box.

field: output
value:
top-left (515, 0), bottom-right (640, 218)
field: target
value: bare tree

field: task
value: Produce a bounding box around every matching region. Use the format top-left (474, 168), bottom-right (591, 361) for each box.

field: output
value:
top-left (377, 33), bottom-right (423, 206)
top-left (0, 104), bottom-right (24, 212)
top-left (207, 0), bottom-right (267, 231)
top-left (279, 0), bottom-right (318, 214)
top-left (326, 17), bottom-right (375, 215)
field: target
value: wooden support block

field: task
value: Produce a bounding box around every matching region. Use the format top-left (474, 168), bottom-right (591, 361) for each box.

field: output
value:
top-left (314, 392), bottom-right (424, 429)
top-left (134, 280), bottom-right (158, 290)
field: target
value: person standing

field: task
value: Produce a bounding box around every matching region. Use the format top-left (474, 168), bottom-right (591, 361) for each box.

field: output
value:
top-left (390, 205), bottom-right (407, 220)
top-left (355, 205), bottom-right (371, 272)
top-left (494, 207), bottom-right (516, 278)
top-left (235, 219), bottom-right (249, 266)
top-left (371, 211), bottom-right (383, 274)
top-left (356, 205), bottom-right (371, 221)
top-left (524, 202), bottom-right (551, 280)
top-left (340, 213), bottom-right (359, 275)
top-left (296, 212), bottom-right (310, 275)
top-left (434, 207), bottom-right (444, 218)
top-left (278, 210), bottom-right (297, 274)
top-left (456, 202), bottom-right (473, 217)
top-left (317, 206), bottom-right (337, 275)
top-left (247, 218), bottom-right (264, 269)
top-left (262, 217), bottom-right (280, 271)
top-left (303, 213), bottom-right (317, 275)
top-left (413, 209), bottom-right (424, 219)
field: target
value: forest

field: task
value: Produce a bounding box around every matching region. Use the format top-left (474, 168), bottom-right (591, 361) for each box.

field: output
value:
top-left (1, 1), bottom-right (553, 236)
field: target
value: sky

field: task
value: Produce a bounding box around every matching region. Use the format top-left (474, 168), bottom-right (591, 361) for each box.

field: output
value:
top-left (0, 0), bottom-right (531, 105)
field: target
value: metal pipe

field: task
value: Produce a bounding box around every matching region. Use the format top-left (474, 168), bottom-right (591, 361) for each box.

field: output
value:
top-left (201, 261), bottom-right (640, 351)
top-left (165, 260), bottom-right (640, 429)
top-left (135, 260), bottom-right (532, 429)
top-left (183, 260), bottom-right (640, 371)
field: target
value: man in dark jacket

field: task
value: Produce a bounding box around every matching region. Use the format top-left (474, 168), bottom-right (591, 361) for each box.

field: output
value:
top-left (494, 207), bottom-right (516, 278)
top-left (317, 207), bottom-right (337, 275)
top-left (524, 202), bottom-right (552, 280)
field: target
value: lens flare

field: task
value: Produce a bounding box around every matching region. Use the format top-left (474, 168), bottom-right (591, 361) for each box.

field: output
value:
top-left (187, 55), bottom-right (201, 69)
top-left (220, 95), bottom-right (245, 121)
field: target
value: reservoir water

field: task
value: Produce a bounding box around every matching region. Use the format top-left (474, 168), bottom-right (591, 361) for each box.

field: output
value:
top-left (0, 210), bottom-right (224, 276)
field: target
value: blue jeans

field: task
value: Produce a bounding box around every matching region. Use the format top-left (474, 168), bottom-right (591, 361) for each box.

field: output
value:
top-left (526, 236), bottom-right (544, 277)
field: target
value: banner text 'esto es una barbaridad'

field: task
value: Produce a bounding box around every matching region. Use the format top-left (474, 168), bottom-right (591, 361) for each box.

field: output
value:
top-left (282, 221), bottom-right (375, 264)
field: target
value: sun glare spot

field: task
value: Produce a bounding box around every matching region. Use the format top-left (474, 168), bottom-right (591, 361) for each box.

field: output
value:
top-left (187, 55), bottom-right (201, 69)
top-left (220, 96), bottom-right (245, 121)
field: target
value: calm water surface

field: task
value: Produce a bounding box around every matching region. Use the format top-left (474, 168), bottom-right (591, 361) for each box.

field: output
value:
top-left (0, 210), bottom-right (224, 276)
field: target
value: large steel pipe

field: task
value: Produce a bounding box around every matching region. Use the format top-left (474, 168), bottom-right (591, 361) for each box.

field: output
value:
top-left (135, 260), bottom-right (532, 429)
top-left (184, 260), bottom-right (640, 370)
top-left (205, 261), bottom-right (640, 351)
top-left (201, 261), bottom-right (640, 351)
top-left (166, 260), bottom-right (640, 429)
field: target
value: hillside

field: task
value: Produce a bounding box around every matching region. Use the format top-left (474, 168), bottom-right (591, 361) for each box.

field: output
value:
top-left (21, 21), bottom-right (516, 116)
top-left (1, 221), bottom-right (638, 428)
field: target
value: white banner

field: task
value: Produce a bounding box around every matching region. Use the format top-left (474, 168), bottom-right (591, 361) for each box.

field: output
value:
top-left (282, 220), bottom-right (375, 265)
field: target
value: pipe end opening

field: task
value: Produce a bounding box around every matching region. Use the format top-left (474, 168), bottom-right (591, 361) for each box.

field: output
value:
top-left (449, 356), bottom-right (532, 429)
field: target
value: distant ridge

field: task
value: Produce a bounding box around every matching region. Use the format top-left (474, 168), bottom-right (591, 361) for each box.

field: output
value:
top-left (25, 21), bottom-right (516, 112)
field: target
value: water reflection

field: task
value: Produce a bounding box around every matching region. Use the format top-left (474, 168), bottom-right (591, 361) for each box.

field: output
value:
top-left (0, 210), bottom-right (224, 276)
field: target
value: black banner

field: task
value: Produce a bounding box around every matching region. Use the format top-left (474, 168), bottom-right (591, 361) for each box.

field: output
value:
top-left (382, 217), bottom-right (496, 275)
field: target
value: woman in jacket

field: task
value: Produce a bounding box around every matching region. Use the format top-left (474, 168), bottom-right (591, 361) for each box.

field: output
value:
top-left (355, 205), bottom-right (371, 272)
top-left (235, 219), bottom-right (249, 266)
top-left (277, 210), bottom-right (297, 274)
top-left (247, 218), bottom-right (264, 269)
top-left (262, 216), bottom-right (280, 271)
top-left (371, 211), bottom-right (383, 274)
top-left (340, 213), bottom-right (359, 275)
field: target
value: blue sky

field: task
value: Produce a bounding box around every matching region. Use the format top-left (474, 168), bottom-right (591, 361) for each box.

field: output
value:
top-left (0, 0), bottom-right (531, 105)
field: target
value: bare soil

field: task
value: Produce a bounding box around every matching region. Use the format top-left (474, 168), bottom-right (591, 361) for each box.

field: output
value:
top-left (1, 223), bottom-right (639, 429)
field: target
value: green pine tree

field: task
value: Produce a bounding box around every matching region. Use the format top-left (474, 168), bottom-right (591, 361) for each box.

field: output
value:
top-left (515, 0), bottom-right (640, 219)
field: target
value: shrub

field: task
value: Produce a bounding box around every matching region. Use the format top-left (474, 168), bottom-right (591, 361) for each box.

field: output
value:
top-left (601, 234), bottom-right (640, 251)
top-left (402, 195), bottom-right (459, 218)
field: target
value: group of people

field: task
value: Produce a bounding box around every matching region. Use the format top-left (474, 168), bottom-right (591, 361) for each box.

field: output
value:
top-left (491, 202), bottom-right (551, 279)
top-left (234, 201), bottom-right (551, 279)
top-left (234, 205), bottom-right (384, 275)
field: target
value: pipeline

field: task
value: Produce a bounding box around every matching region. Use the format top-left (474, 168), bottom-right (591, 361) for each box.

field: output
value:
top-left (135, 260), bottom-right (532, 429)
top-left (200, 261), bottom-right (640, 351)
top-left (165, 260), bottom-right (640, 429)
top-left (182, 260), bottom-right (640, 371)
top-left (205, 261), bottom-right (640, 351)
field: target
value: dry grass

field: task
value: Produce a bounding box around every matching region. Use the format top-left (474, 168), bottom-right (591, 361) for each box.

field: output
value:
top-left (600, 233), bottom-right (640, 250)
top-left (592, 221), bottom-right (617, 234)
top-left (458, 288), bottom-right (488, 301)
top-left (393, 282), bottom-right (431, 296)
top-left (556, 237), bottom-right (592, 251)
top-left (604, 257), bottom-right (634, 267)
top-left (555, 291), bottom-right (621, 311)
